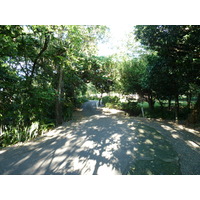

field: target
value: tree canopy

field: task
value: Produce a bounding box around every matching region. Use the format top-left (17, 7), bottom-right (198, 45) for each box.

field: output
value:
top-left (1, 25), bottom-right (200, 147)
top-left (0, 25), bottom-right (109, 146)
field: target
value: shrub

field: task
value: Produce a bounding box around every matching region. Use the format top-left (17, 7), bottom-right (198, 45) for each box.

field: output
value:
top-left (102, 96), bottom-right (120, 105)
top-left (0, 121), bottom-right (56, 148)
top-left (178, 107), bottom-right (191, 120)
top-left (122, 102), bottom-right (141, 116)
top-left (75, 96), bottom-right (88, 108)
top-left (88, 96), bottom-right (99, 100)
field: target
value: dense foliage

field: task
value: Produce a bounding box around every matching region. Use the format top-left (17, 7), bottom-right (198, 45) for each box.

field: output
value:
top-left (1, 25), bottom-right (200, 147)
top-left (0, 25), bottom-right (109, 147)
top-left (118, 25), bottom-right (200, 122)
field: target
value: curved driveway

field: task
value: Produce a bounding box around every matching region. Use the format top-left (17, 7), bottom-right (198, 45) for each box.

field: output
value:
top-left (0, 100), bottom-right (199, 175)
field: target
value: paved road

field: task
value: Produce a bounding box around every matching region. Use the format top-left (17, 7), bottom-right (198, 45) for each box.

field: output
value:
top-left (0, 100), bottom-right (199, 175)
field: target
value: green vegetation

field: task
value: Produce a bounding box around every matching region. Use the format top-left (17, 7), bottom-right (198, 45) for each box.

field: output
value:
top-left (101, 95), bottom-right (195, 120)
top-left (0, 25), bottom-right (109, 147)
top-left (107, 25), bottom-right (200, 126)
top-left (134, 26), bottom-right (200, 122)
top-left (1, 25), bottom-right (200, 147)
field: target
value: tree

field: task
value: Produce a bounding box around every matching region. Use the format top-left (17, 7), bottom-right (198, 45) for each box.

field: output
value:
top-left (0, 25), bottom-right (109, 146)
top-left (83, 56), bottom-right (114, 104)
top-left (135, 25), bottom-right (200, 119)
top-left (146, 54), bottom-right (191, 119)
top-left (49, 26), bottom-right (109, 125)
top-left (120, 56), bottom-right (157, 110)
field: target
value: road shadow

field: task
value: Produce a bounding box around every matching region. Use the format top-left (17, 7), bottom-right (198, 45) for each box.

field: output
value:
top-left (126, 123), bottom-right (181, 175)
top-left (139, 118), bottom-right (200, 174)
top-left (0, 103), bottom-right (199, 175)
top-left (0, 113), bottom-right (136, 174)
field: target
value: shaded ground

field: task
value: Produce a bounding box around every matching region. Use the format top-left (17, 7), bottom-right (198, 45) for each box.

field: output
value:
top-left (0, 100), bottom-right (199, 175)
top-left (127, 124), bottom-right (181, 175)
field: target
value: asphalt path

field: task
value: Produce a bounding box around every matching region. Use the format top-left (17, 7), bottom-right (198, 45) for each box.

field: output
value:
top-left (0, 100), bottom-right (199, 175)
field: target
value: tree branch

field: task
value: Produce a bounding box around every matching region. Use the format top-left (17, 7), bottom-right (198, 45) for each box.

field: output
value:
top-left (29, 34), bottom-right (50, 81)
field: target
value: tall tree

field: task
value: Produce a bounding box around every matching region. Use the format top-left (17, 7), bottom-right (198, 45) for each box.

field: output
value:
top-left (135, 25), bottom-right (200, 119)
top-left (0, 25), bottom-right (109, 146)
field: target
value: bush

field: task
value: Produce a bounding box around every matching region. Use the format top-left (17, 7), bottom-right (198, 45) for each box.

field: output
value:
top-left (105, 102), bottom-right (122, 109)
top-left (102, 96), bottom-right (110, 105)
top-left (144, 107), bottom-right (174, 120)
top-left (102, 96), bottom-right (120, 105)
top-left (178, 107), bottom-right (191, 120)
top-left (75, 96), bottom-right (88, 108)
top-left (105, 102), bottom-right (114, 108)
top-left (0, 120), bottom-right (57, 148)
top-left (122, 102), bottom-right (141, 116)
top-left (88, 96), bottom-right (99, 100)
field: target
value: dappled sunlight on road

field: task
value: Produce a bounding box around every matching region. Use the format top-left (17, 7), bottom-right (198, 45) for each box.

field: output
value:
top-left (161, 124), bottom-right (178, 133)
top-left (126, 123), bottom-right (181, 175)
top-left (0, 102), bottom-right (199, 175)
top-left (96, 163), bottom-right (121, 175)
top-left (0, 109), bottom-right (139, 174)
top-left (185, 140), bottom-right (199, 149)
top-left (131, 117), bottom-right (200, 174)
top-left (159, 121), bottom-right (200, 152)
top-left (171, 133), bottom-right (180, 139)
top-left (102, 107), bottom-right (125, 115)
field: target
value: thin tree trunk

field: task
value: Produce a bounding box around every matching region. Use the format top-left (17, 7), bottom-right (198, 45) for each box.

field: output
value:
top-left (98, 93), bottom-right (103, 106)
top-left (55, 66), bottom-right (63, 126)
top-left (187, 92), bottom-right (192, 109)
top-left (29, 34), bottom-right (50, 83)
top-left (148, 93), bottom-right (155, 111)
top-left (0, 125), bottom-right (2, 136)
top-left (158, 98), bottom-right (164, 109)
top-left (158, 98), bottom-right (164, 117)
top-left (168, 96), bottom-right (172, 111)
top-left (194, 93), bottom-right (200, 110)
top-left (175, 94), bottom-right (179, 122)
top-left (186, 93), bottom-right (200, 125)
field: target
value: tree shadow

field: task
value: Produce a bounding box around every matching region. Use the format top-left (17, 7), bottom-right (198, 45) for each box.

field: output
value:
top-left (126, 124), bottom-right (181, 175)
top-left (0, 108), bottom-right (199, 175)
top-left (0, 113), bottom-right (138, 174)
top-left (128, 117), bottom-right (200, 175)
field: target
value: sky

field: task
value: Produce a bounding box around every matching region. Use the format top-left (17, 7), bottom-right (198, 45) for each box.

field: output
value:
top-left (97, 25), bottom-right (135, 57)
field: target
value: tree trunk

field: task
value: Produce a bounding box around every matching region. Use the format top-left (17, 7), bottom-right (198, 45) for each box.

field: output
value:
top-left (186, 92), bottom-right (192, 109)
top-left (175, 94), bottom-right (179, 121)
top-left (194, 93), bottom-right (200, 110)
top-left (194, 93), bottom-right (200, 122)
top-left (148, 94), bottom-right (155, 111)
top-left (186, 93), bottom-right (200, 125)
top-left (168, 96), bottom-right (172, 111)
top-left (158, 98), bottom-right (164, 117)
top-left (158, 98), bottom-right (164, 109)
top-left (29, 34), bottom-right (50, 85)
top-left (98, 93), bottom-right (103, 106)
top-left (55, 66), bottom-right (63, 126)
top-left (0, 125), bottom-right (2, 136)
